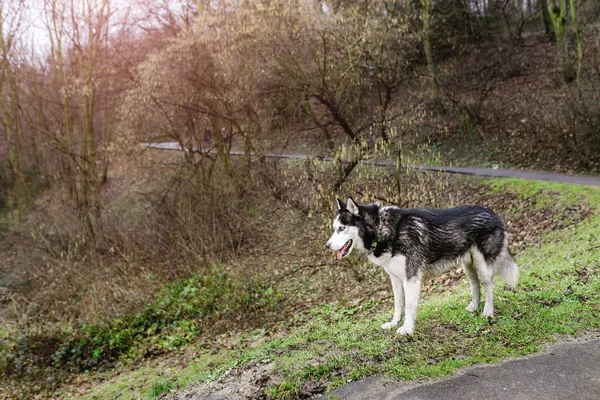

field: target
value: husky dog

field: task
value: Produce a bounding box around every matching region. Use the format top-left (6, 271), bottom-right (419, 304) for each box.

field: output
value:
top-left (325, 197), bottom-right (518, 335)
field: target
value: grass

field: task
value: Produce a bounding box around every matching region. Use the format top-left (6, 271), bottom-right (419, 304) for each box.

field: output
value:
top-left (77, 177), bottom-right (600, 399)
top-left (0, 265), bottom-right (281, 395)
top-left (149, 379), bottom-right (176, 398)
top-left (257, 178), bottom-right (600, 397)
top-left (482, 177), bottom-right (600, 209)
top-left (68, 334), bottom-right (275, 400)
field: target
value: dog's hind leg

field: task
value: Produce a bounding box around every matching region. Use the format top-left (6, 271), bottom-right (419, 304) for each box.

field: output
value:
top-left (464, 258), bottom-right (481, 313)
top-left (382, 272), bottom-right (404, 329)
top-left (472, 249), bottom-right (494, 317)
top-left (481, 279), bottom-right (494, 317)
top-left (397, 275), bottom-right (421, 335)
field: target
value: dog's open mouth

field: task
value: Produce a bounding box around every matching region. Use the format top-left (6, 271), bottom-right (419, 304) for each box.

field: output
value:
top-left (337, 240), bottom-right (353, 260)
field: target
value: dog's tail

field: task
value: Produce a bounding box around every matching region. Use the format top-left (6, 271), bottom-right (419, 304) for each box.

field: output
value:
top-left (495, 251), bottom-right (519, 289)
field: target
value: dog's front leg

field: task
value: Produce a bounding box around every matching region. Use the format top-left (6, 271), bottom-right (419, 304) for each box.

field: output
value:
top-left (397, 275), bottom-right (421, 335)
top-left (382, 273), bottom-right (404, 329)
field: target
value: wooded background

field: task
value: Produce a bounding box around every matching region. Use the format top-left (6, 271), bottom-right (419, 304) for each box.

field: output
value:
top-left (2, 1), bottom-right (598, 232)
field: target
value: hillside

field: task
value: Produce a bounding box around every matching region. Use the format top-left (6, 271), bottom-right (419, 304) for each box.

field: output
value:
top-left (1, 1), bottom-right (600, 399)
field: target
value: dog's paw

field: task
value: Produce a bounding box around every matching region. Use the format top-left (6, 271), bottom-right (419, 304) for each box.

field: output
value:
top-left (466, 303), bottom-right (479, 313)
top-left (381, 321), bottom-right (399, 330)
top-left (396, 325), bottom-right (414, 335)
top-left (481, 307), bottom-right (494, 317)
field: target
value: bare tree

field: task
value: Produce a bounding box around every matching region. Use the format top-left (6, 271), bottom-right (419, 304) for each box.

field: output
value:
top-left (0, 0), bottom-right (28, 216)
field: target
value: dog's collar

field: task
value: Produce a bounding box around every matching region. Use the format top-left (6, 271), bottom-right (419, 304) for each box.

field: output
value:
top-left (361, 228), bottom-right (378, 254)
top-left (365, 243), bottom-right (378, 255)
top-left (363, 233), bottom-right (378, 253)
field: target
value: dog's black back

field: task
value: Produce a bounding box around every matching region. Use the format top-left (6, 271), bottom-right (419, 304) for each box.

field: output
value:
top-left (360, 205), bottom-right (507, 278)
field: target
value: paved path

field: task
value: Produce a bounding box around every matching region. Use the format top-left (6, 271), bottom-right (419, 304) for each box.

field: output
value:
top-left (143, 143), bottom-right (600, 188)
top-left (318, 337), bottom-right (600, 400)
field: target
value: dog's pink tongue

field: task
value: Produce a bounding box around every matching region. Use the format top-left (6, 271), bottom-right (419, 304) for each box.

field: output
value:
top-left (337, 249), bottom-right (343, 260)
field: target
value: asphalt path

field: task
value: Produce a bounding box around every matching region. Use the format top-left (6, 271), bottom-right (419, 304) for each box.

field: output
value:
top-left (318, 336), bottom-right (600, 400)
top-left (142, 142), bottom-right (600, 188)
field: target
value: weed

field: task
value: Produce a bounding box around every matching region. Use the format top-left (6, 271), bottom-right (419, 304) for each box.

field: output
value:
top-left (147, 379), bottom-right (176, 399)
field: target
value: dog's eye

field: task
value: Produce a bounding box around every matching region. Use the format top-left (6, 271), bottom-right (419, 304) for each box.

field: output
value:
top-left (338, 226), bottom-right (345, 232)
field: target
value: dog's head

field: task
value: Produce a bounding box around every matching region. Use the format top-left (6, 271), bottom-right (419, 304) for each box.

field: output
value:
top-left (325, 197), bottom-right (378, 260)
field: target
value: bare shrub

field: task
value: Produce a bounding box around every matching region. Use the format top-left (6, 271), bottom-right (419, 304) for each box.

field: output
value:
top-left (0, 156), bottom-right (261, 326)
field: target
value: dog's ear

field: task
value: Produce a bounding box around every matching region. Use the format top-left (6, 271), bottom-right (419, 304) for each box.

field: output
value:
top-left (346, 197), bottom-right (360, 216)
top-left (336, 198), bottom-right (345, 211)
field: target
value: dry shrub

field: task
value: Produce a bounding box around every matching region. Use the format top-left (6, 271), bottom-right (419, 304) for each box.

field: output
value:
top-left (103, 164), bottom-right (251, 270)
top-left (0, 157), bottom-right (260, 327)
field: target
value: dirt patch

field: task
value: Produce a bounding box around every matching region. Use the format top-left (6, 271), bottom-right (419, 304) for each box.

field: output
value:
top-left (166, 361), bottom-right (280, 400)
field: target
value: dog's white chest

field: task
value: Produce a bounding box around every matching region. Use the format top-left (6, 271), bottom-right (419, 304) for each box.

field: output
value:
top-left (367, 251), bottom-right (392, 266)
top-left (368, 253), bottom-right (408, 280)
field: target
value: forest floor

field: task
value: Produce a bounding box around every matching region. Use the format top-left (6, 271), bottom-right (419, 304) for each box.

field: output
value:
top-left (3, 134), bottom-right (600, 399)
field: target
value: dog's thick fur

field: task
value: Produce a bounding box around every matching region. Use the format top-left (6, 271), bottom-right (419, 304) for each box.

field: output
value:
top-left (325, 197), bottom-right (518, 335)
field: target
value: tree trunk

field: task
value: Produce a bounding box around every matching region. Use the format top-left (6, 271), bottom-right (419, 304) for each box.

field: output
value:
top-left (421, 0), bottom-right (438, 98)
top-left (49, 2), bottom-right (78, 206)
top-left (304, 100), bottom-right (335, 150)
top-left (0, 97), bottom-right (27, 216)
top-left (0, 17), bottom-right (28, 217)
top-left (549, 0), bottom-right (574, 83)
top-left (539, 0), bottom-right (555, 41)
top-left (569, 0), bottom-right (583, 98)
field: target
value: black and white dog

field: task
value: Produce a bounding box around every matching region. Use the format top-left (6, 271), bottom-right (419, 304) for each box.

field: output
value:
top-left (326, 198), bottom-right (518, 335)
